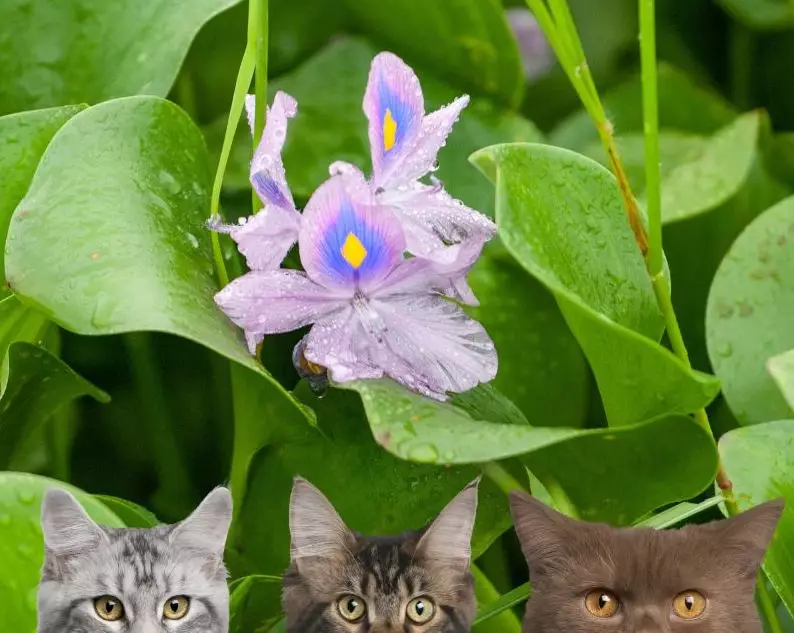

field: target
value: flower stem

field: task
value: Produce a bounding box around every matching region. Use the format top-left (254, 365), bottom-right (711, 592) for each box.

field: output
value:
top-left (481, 461), bottom-right (527, 495)
top-left (523, 0), bottom-right (649, 256)
top-left (251, 0), bottom-right (269, 214)
top-left (757, 574), bottom-right (785, 633)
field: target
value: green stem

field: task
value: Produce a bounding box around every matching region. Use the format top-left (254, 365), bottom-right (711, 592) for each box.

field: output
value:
top-left (639, 0), bottom-right (739, 514)
top-left (729, 21), bottom-right (752, 110)
top-left (124, 333), bottom-right (195, 516)
top-left (251, 0), bottom-right (269, 214)
top-left (757, 574), bottom-right (784, 633)
top-left (481, 461), bottom-right (527, 495)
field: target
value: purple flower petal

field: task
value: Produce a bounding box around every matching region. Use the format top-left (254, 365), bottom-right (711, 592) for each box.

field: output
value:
top-left (249, 91), bottom-right (298, 211)
top-left (378, 180), bottom-right (496, 261)
top-left (209, 204), bottom-right (300, 270)
top-left (364, 52), bottom-right (424, 187)
top-left (388, 95), bottom-right (469, 186)
top-left (214, 269), bottom-right (343, 354)
top-left (306, 292), bottom-right (497, 400)
top-left (299, 174), bottom-right (406, 292)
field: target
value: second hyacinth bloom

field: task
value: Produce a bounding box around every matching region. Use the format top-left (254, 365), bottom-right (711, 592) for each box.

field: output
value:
top-left (213, 52), bottom-right (499, 401)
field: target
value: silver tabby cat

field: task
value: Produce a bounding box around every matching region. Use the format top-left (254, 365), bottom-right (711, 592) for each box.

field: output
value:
top-left (37, 487), bottom-right (232, 633)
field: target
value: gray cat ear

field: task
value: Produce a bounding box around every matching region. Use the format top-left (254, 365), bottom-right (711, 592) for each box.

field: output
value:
top-left (41, 488), bottom-right (107, 556)
top-left (170, 487), bottom-right (233, 556)
top-left (712, 498), bottom-right (785, 574)
top-left (415, 477), bottom-right (479, 566)
top-left (509, 490), bottom-right (578, 570)
top-left (289, 477), bottom-right (354, 561)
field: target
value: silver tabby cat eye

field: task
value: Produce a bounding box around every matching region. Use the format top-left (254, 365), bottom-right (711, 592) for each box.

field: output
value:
top-left (93, 596), bottom-right (124, 621)
top-left (337, 594), bottom-right (366, 621)
top-left (163, 596), bottom-right (190, 620)
top-left (406, 596), bottom-right (435, 624)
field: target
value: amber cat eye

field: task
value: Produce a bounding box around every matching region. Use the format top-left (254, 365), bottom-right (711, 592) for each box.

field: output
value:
top-left (337, 594), bottom-right (367, 621)
top-left (93, 595), bottom-right (124, 621)
top-left (672, 590), bottom-right (707, 619)
top-left (163, 595), bottom-right (190, 620)
top-left (584, 589), bottom-right (620, 618)
top-left (406, 596), bottom-right (436, 624)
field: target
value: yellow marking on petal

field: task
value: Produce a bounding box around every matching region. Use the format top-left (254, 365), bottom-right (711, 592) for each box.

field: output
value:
top-left (341, 232), bottom-right (368, 269)
top-left (383, 108), bottom-right (397, 152)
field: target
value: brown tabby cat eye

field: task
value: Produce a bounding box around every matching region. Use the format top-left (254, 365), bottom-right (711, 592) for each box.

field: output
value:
top-left (93, 595), bottom-right (124, 621)
top-left (337, 594), bottom-right (366, 621)
top-left (163, 596), bottom-right (190, 620)
top-left (672, 590), bottom-right (707, 619)
top-left (584, 589), bottom-right (620, 618)
top-left (406, 596), bottom-right (436, 624)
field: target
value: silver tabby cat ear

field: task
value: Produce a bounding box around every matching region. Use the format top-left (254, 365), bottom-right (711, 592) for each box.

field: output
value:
top-left (415, 477), bottom-right (480, 567)
top-left (289, 477), bottom-right (354, 562)
top-left (170, 487), bottom-right (233, 556)
top-left (41, 488), bottom-right (108, 556)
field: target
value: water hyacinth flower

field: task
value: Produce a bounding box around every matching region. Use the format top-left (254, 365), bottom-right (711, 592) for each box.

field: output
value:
top-left (215, 172), bottom-right (498, 401)
top-left (210, 91), bottom-right (301, 270)
top-left (331, 52), bottom-right (497, 275)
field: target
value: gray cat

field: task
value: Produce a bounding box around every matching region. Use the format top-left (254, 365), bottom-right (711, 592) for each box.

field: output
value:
top-left (283, 477), bottom-right (480, 633)
top-left (510, 490), bottom-right (785, 633)
top-left (37, 487), bottom-right (233, 633)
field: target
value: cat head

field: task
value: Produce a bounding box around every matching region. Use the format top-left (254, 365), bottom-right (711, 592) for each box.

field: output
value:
top-left (37, 487), bottom-right (233, 633)
top-left (283, 477), bottom-right (480, 633)
top-left (509, 491), bottom-right (785, 633)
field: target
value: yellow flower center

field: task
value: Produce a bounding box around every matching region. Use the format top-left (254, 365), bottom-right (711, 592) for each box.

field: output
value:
top-left (383, 108), bottom-right (397, 151)
top-left (341, 232), bottom-right (368, 269)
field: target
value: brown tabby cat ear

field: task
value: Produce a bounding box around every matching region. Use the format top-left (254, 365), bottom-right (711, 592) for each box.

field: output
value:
top-left (509, 491), bottom-right (579, 571)
top-left (709, 498), bottom-right (785, 576)
top-left (289, 477), bottom-right (354, 563)
top-left (415, 477), bottom-right (479, 566)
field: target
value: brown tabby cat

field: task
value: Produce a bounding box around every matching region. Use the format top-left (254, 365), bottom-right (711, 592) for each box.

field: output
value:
top-left (283, 477), bottom-right (480, 633)
top-left (509, 491), bottom-right (785, 633)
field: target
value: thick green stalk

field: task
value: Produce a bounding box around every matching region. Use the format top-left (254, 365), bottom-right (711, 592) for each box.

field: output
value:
top-left (251, 0), bottom-right (269, 213)
top-left (481, 461), bottom-right (527, 495)
top-left (757, 575), bottom-right (785, 633)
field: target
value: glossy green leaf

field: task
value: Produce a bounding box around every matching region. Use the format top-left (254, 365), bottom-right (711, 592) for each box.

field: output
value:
top-left (345, 379), bottom-right (718, 525)
top-left (716, 0), bottom-right (794, 30)
top-left (229, 575), bottom-right (284, 633)
top-left (0, 341), bottom-right (108, 469)
top-left (467, 244), bottom-right (589, 426)
top-left (207, 38), bottom-right (542, 218)
top-left (4, 95), bottom-right (311, 421)
top-left (551, 63), bottom-right (737, 152)
top-left (706, 196), bottom-right (794, 424)
top-left (769, 349), bottom-right (794, 410)
top-left (341, 0), bottom-right (524, 107)
top-left (0, 0), bottom-right (242, 116)
top-left (472, 564), bottom-right (521, 633)
top-left (231, 387), bottom-right (512, 577)
top-left (471, 143), bottom-right (720, 426)
top-left (720, 420), bottom-right (794, 616)
top-left (0, 472), bottom-right (125, 631)
top-left (1, 106), bottom-right (85, 297)
top-left (93, 495), bottom-right (160, 528)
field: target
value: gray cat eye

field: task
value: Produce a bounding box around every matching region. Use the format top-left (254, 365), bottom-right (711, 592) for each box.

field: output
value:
top-left (93, 596), bottom-right (124, 622)
top-left (406, 597), bottom-right (436, 624)
top-left (336, 594), bottom-right (366, 622)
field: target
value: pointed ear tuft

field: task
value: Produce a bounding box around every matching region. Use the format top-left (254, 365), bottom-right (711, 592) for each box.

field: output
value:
top-left (170, 487), bottom-right (233, 556)
top-left (509, 491), bottom-right (580, 572)
top-left (289, 477), bottom-right (353, 562)
top-left (415, 477), bottom-right (480, 566)
top-left (41, 488), bottom-right (106, 556)
top-left (714, 498), bottom-right (785, 575)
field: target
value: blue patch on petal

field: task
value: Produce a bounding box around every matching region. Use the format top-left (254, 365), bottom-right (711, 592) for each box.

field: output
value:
top-left (252, 171), bottom-right (290, 208)
top-left (319, 199), bottom-right (395, 287)
top-left (378, 79), bottom-right (414, 158)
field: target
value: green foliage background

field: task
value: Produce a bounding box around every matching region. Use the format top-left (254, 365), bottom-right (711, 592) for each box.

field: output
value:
top-left (1, 0), bottom-right (793, 631)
